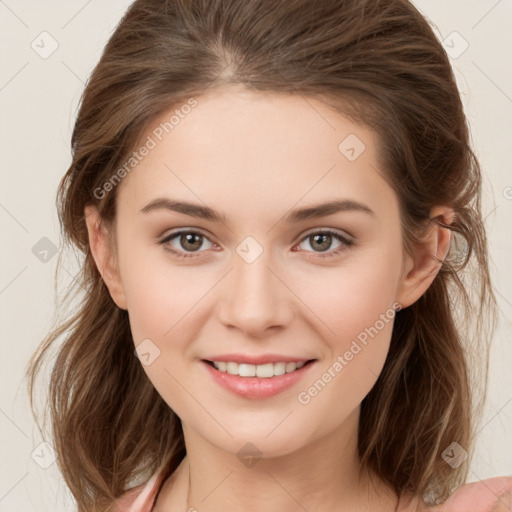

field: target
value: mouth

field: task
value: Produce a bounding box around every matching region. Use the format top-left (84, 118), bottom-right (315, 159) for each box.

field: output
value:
top-left (202, 359), bottom-right (317, 378)
top-left (201, 358), bottom-right (318, 400)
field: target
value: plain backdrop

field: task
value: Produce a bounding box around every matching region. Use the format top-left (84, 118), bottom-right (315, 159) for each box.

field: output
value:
top-left (1, 1), bottom-right (511, 510)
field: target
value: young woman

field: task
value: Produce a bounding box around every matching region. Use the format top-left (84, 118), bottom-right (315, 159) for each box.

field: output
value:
top-left (26, 0), bottom-right (512, 511)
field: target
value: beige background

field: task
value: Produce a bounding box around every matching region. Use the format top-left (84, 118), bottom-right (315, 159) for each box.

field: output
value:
top-left (0, 1), bottom-right (511, 510)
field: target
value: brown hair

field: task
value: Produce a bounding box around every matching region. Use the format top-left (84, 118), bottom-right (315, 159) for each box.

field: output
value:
top-left (25, 0), bottom-right (497, 510)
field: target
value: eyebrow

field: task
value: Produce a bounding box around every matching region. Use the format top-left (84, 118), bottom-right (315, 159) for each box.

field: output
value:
top-left (139, 198), bottom-right (375, 223)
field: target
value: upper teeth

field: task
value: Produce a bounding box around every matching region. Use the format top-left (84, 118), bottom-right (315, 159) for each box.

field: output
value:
top-left (213, 361), bottom-right (306, 378)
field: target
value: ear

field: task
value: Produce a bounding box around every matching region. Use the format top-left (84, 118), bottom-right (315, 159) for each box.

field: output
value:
top-left (84, 205), bottom-right (128, 310)
top-left (396, 206), bottom-right (454, 309)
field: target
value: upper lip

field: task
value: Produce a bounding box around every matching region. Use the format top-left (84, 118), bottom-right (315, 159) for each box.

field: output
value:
top-left (203, 354), bottom-right (315, 365)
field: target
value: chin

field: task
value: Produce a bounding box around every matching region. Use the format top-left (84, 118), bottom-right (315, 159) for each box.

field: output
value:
top-left (203, 425), bottom-right (311, 462)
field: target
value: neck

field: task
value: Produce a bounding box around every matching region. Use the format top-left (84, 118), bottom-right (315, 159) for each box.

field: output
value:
top-left (158, 407), bottom-right (399, 512)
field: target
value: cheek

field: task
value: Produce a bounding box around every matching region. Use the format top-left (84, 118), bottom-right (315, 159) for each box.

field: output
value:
top-left (119, 241), bottom-right (212, 344)
top-left (127, 280), bottom-right (186, 342)
top-left (293, 243), bottom-right (402, 412)
top-left (120, 251), bottom-right (213, 417)
top-left (302, 244), bottom-right (402, 350)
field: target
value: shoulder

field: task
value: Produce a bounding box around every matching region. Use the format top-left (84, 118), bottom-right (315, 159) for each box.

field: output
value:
top-left (399, 476), bottom-right (512, 512)
top-left (114, 486), bottom-right (143, 511)
top-left (113, 473), bottom-right (161, 512)
top-left (435, 476), bottom-right (512, 512)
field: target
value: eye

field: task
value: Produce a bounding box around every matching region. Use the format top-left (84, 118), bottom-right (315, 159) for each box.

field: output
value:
top-left (295, 229), bottom-right (353, 258)
top-left (158, 228), bottom-right (354, 260)
top-left (158, 229), bottom-right (216, 259)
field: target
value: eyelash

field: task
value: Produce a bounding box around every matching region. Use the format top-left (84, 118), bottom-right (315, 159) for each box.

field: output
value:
top-left (157, 228), bottom-right (354, 260)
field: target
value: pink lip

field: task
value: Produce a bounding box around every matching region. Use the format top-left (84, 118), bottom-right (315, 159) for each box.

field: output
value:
top-left (204, 353), bottom-right (313, 365)
top-left (201, 359), bottom-right (317, 400)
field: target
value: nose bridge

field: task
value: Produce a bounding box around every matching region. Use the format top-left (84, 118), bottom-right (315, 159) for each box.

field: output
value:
top-left (217, 238), bottom-right (293, 335)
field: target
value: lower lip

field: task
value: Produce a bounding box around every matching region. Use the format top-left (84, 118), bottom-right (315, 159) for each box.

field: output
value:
top-left (201, 360), bottom-right (316, 400)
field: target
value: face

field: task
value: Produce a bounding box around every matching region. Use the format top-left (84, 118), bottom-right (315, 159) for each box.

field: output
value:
top-left (86, 86), bottom-right (443, 458)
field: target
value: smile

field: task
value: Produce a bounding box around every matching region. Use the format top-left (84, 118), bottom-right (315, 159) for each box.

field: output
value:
top-left (202, 359), bottom-right (317, 399)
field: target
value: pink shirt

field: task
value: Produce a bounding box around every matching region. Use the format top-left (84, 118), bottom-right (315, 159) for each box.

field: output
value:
top-left (114, 472), bottom-right (161, 512)
top-left (114, 470), bottom-right (512, 512)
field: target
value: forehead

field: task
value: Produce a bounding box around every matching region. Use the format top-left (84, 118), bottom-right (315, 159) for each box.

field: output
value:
top-left (115, 87), bottom-right (398, 225)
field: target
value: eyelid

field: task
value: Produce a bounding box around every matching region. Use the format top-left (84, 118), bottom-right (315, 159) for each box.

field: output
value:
top-left (159, 226), bottom-right (216, 244)
top-left (298, 226), bottom-right (354, 242)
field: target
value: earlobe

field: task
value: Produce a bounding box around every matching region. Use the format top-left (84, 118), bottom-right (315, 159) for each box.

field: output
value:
top-left (84, 205), bottom-right (128, 310)
top-left (396, 206), bottom-right (454, 309)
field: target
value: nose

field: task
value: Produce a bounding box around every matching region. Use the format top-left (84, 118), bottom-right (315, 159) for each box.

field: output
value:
top-left (216, 249), bottom-right (295, 338)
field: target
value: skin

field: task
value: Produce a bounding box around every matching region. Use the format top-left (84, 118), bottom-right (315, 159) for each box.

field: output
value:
top-left (85, 86), bottom-right (454, 512)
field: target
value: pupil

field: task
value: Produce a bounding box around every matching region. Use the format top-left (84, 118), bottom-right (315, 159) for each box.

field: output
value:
top-left (181, 233), bottom-right (202, 251)
top-left (312, 234), bottom-right (331, 252)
